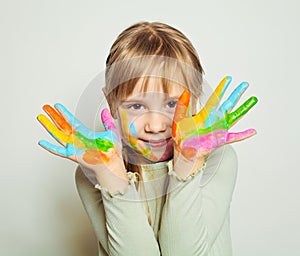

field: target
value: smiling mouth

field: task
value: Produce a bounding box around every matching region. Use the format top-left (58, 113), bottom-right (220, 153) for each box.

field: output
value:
top-left (140, 138), bottom-right (171, 148)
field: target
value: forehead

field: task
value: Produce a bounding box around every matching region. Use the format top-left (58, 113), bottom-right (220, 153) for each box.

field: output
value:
top-left (129, 77), bottom-right (185, 99)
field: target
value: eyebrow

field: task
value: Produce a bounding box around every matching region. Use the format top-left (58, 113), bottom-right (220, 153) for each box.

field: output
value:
top-left (127, 91), bottom-right (181, 99)
top-left (121, 95), bottom-right (180, 104)
top-left (120, 99), bottom-right (144, 104)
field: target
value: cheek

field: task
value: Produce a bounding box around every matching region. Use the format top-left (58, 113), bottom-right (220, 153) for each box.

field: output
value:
top-left (116, 111), bottom-right (142, 139)
top-left (128, 116), bottom-right (146, 135)
top-left (164, 112), bottom-right (175, 129)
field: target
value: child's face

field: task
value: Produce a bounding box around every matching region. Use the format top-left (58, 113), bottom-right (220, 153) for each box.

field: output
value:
top-left (116, 78), bottom-right (185, 162)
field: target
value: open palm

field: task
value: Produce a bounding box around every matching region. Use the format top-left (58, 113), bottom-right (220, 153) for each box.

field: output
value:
top-left (37, 104), bottom-right (125, 176)
top-left (172, 76), bottom-right (258, 159)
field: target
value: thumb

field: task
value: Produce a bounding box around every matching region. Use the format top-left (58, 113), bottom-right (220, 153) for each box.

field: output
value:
top-left (172, 90), bottom-right (190, 137)
top-left (101, 108), bottom-right (117, 133)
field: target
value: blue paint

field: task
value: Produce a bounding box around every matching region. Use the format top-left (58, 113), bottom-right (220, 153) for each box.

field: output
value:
top-left (220, 76), bottom-right (232, 97)
top-left (203, 76), bottom-right (232, 127)
top-left (205, 81), bottom-right (249, 127)
top-left (129, 122), bottom-right (137, 137)
top-left (100, 130), bottom-right (119, 144)
top-left (55, 103), bottom-right (118, 144)
top-left (220, 81), bottom-right (248, 114)
top-left (39, 140), bottom-right (84, 157)
top-left (144, 142), bottom-right (151, 150)
top-left (55, 103), bottom-right (93, 138)
top-left (204, 108), bottom-right (223, 127)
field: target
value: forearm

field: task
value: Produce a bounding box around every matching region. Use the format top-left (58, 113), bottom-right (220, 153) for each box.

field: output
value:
top-left (159, 146), bottom-right (237, 256)
top-left (98, 180), bottom-right (161, 256)
top-left (159, 163), bottom-right (208, 256)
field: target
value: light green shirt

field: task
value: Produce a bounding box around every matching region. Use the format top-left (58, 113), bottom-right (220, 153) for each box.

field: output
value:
top-left (75, 145), bottom-right (237, 256)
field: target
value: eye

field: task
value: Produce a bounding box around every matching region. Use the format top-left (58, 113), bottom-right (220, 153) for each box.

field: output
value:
top-left (166, 100), bottom-right (177, 109)
top-left (128, 104), bottom-right (145, 110)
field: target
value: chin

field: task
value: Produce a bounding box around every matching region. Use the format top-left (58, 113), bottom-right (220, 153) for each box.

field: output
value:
top-left (150, 140), bottom-right (174, 162)
top-left (124, 139), bottom-right (174, 164)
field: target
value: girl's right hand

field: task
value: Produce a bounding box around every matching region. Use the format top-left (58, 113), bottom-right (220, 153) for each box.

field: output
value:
top-left (37, 104), bottom-right (128, 191)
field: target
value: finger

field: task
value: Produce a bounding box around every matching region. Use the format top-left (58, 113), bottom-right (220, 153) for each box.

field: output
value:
top-left (227, 96), bottom-right (258, 127)
top-left (226, 129), bottom-right (257, 143)
top-left (55, 104), bottom-right (118, 146)
top-left (37, 114), bottom-right (72, 144)
top-left (101, 108), bottom-right (117, 131)
top-left (203, 108), bottom-right (223, 128)
top-left (219, 81), bottom-right (249, 115)
top-left (100, 108), bottom-right (120, 143)
top-left (195, 76), bottom-right (232, 124)
top-left (43, 104), bottom-right (73, 134)
top-left (38, 140), bottom-right (84, 157)
top-left (172, 90), bottom-right (190, 137)
top-left (204, 81), bottom-right (248, 127)
top-left (101, 108), bottom-right (119, 138)
top-left (54, 103), bottom-right (94, 139)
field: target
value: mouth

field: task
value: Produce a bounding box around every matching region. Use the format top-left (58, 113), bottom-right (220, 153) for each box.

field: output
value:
top-left (140, 138), bottom-right (172, 148)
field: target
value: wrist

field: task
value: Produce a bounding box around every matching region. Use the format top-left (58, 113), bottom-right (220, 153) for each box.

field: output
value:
top-left (173, 149), bottom-right (206, 179)
top-left (95, 168), bottom-right (129, 194)
top-left (94, 156), bottom-right (129, 194)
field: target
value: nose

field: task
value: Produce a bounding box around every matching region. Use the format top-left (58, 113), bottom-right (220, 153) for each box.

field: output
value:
top-left (144, 112), bottom-right (168, 133)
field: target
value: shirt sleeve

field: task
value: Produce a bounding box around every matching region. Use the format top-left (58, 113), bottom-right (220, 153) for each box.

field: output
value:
top-left (75, 166), bottom-right (161, 256)
top-left (158, 145), bottom-right (237, 256)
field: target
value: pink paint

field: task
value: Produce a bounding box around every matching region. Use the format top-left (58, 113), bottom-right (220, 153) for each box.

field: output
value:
top-left (181, 128), bottom-right (256, 153)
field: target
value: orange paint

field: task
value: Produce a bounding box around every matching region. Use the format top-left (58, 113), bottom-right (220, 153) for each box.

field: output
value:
top-left (172, 90), bottom-right (190, 137)
top-left (43, 104), bottom-right (73, 133)
top-left (82, 150), bottom-right (111, 165)
top-left (181, 147), bottom-right (197, 159)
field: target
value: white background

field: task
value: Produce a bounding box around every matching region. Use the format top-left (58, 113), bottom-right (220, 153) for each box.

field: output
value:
top-left (1, 0), bottom-right (299, 255)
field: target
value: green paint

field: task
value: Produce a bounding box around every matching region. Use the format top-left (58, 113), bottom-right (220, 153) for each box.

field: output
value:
top-left (180, 96), bottom-right (258, 139)
top-left (75, 132), bottom-right (114, 152)
top-left (227, 96), bottom-right (258, 127)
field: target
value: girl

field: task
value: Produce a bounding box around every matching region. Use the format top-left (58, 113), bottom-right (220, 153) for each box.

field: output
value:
top-left (37, 22), bottom-right (257, 255)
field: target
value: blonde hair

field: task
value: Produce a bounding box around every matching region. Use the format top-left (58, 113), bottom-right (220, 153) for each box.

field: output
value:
top-left (104, 21), bottom-right (204, 114)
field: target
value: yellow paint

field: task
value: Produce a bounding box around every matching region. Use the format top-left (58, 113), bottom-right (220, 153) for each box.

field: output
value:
top-left (37, 114), bottom-right (72, 143)
top-left (195, 76), bottom-right (228, 123)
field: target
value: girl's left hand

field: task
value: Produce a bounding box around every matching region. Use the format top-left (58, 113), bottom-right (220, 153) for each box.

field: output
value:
top-left (172, 76), bottom-right (258, 166)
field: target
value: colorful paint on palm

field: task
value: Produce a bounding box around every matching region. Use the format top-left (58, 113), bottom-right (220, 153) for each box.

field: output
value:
top-left (173, 76), bottom-right (258, 159)
top-left (37, 104), bottom-right (118, 164)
